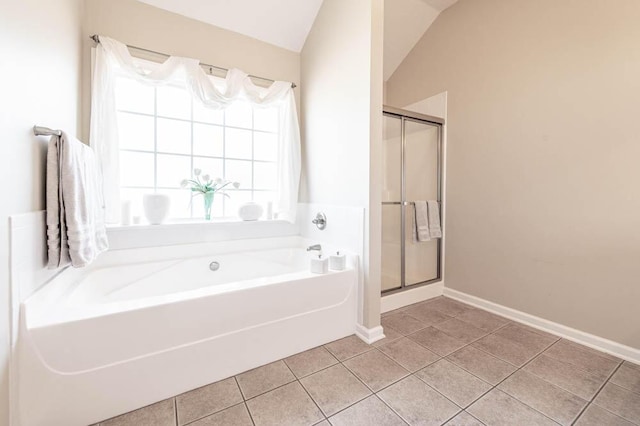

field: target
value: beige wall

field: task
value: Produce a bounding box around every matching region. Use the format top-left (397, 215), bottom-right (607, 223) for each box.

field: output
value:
top-left (0, 1), bottom-right (83, 424)
top-left (387, 0), bottom-right (640, 348)
top-left (301, 0), bottom-right (384, 328)
top-left (81, 0), bottom-right (301, 139)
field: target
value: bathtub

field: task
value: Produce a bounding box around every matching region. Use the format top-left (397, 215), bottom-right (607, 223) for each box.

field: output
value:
top-left (18, 236), bottom-right (358, 426)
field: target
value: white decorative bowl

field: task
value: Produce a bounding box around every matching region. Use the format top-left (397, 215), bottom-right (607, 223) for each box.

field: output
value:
top-left (143, 194), bottom-right (171, 225)
top-left (238, 202), bottom-right (264, 221)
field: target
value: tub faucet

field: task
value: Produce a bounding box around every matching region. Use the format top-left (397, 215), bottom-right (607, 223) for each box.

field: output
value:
top-left (306, 244), bottom-right (322, 252)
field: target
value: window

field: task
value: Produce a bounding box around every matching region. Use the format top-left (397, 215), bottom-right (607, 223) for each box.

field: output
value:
top-left (115, 73), bottom-right (280, 220)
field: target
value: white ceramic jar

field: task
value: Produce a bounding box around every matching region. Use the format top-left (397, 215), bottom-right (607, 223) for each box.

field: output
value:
top-left (143, 194), bottom-right (171, 225)
top-left (238, 202), bottom-right (264, 221)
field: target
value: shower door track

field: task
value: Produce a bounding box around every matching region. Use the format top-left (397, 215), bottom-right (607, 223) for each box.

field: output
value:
top-left (382, 106), bottom-right (445, 296)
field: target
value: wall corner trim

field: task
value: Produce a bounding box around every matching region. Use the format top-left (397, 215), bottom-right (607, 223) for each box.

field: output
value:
top-left (355, 324), bottom-right (385, 344)
top-left (444, 288), bottom-right (640, 364)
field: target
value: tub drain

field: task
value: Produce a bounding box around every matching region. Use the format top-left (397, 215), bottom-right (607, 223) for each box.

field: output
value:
top-left (209, 261), bottom-right (220, 271)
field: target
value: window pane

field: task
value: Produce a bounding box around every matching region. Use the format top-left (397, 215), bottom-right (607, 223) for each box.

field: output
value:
top-left (193, 123), bottom-right (223, 157)
top-left (115, 77), bottom-right (154, 114)
top-left (118, 112), bottom-right (154, 151)
top-left (157, 118), bottom-right (191, 154)
top-left (254, 162), bottom-right (277, 190)
top-left (120, 151), bottom-right (154, 187)
top-left (253, 107), bottom-right (279, 132)
top-left (224, 160), bottom-right (252, 188)
top-left (156, 188), bottom-right (192, 219)
top-left (225, 128), bottom-right (252, 159)
top-left (193, 157), bottom-right (223, 180)
top-left (157, 154), bottom-right (191, 188)
top-left (193, 100), bottom-right (223, 124)
top-left (120, 188), bottom-right (148, 219)
top-left (254, 132), bottom-right (278, 161)
top-left (225, 101), bottom-right (252, 129)
top-left (224, 190), bottom-right (253, 217)
top-left (253, 190), bottom-right (276, 205)
top-left (157, 84), bottom-right (191, 120)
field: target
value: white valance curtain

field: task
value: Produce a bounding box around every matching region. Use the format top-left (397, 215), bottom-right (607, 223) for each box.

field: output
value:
top-left (90, 36), bottom-right (301, 223)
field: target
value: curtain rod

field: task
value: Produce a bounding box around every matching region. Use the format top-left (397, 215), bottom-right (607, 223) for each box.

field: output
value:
top-left (89, 35), bottom-right (296, 89)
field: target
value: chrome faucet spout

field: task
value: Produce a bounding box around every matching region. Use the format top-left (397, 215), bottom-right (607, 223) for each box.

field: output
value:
top-left (306, 244), bottom-right (322, 252)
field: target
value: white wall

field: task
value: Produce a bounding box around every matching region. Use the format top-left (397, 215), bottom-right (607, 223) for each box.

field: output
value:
top-left (0, 0), bottom-right (83, 424)
top-left (300, 0), bottom-right (384, 328)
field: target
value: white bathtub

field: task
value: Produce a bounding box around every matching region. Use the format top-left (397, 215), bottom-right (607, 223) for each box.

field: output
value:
top-left (18, 236), bottom-right (358, 426)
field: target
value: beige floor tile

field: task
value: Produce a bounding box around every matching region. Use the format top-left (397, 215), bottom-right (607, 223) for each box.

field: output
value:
top-left (372, 326), bottom-right (404, 347)
top-left (424, 297), bottom-right (474, 317)
top-left (378, 337), bottom-right (440, 372)
top-left (284, 347), bottom-right (338, 378)
top-left (324, 335), bottom-right (372, 361)
top-left (408, 326), bottom-right (466, 356)
top-left (498, 370), bottom-right (587, 425)
top-left (575, 404), bottom-right (635, 426)
top-left (610, 362), bottom-right (640, 394)
top-left (455, 309), bottom-right (510, 333)
top-left (382, 306), bottom-right (409, 317)
top-left (236, 360), bottom-right (296, 399)
top-left (314, 421), bottom-right (330, 426)
top-left (343, 349), bottom-right (409, 392)
top-left (433, 318), bottom-right (488, 344)
top-left (101, 399), bottom-right (176, 426)
top-left (443, 411), bottom-right (484, 426)
top-left (328, 395), bottom-right (406, 426)
top-left (593, 383), bottom-right (640, 424)
top-left (467, 389), bottom-right (557, 426)
top-left (246, 381), bottom-right (324, 426)
top-left (543, 339), bottom-right (621, 379)
top-left (493, 323), bottom-right (558, 353)
top-left (382, 312), bottom-right (428, 335)
top-left (189, 403), bottom-right (253, 426)
top-left (415, 359), bottom-right (491, 408)
top-left (176, 377), bottom-right (243, 425)
top-left (300, 363), bottom-right (371, 417)
top-left (403, 302), bottom-right (453, 325)
top-left (447, 345), bottom-right (516, 385)
top-left (524, 354), bottom-right (605, 400)
top-left (472, 333), bottom-right (541, 367)
top-left (378, 375), bottom-right (460, 425)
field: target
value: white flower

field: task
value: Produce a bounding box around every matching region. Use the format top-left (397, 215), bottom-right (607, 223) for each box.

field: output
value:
top-left (193, 168), bottom-right (201, 176)
top-left (180, 179), bottom-right (189, 188)
top-left (202, 174), bottom-right (210, 182)
top-left (215, 177), bottom-right (224, 184)
top-left (233, 181), bottom-right (240, 189)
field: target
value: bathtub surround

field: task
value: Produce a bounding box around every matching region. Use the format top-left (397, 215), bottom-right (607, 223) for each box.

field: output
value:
top-left (388, 0), bottom-right (640, 350)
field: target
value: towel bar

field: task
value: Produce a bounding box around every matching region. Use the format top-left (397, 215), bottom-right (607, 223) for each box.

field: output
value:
top-left (33, 125), bottom-right (62, 137)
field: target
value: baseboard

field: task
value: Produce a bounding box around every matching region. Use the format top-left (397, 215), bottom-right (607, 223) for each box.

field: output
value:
top-left (444, 288), bottom-right (640, 364)
top-left (355, 324), bottom-right (385, 344)
top-left (381, 281), bottom-right (444, 313)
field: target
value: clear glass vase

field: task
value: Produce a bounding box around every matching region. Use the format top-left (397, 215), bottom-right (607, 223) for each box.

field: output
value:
top-left (203, 191), bottom-right (214, 220)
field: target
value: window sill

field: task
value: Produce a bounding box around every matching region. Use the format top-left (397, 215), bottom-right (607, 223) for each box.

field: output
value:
top-left (106, 218), bottom-right (289, 232)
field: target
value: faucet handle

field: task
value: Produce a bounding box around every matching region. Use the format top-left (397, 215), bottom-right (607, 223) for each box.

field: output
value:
top-left (312, 212), bottom-right (327, 230)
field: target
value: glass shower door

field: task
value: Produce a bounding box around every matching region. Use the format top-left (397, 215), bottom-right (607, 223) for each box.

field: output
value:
top-left (382, 107), bottom-right (442, 294)
top-left (404, 119), bottom-right (440, 285)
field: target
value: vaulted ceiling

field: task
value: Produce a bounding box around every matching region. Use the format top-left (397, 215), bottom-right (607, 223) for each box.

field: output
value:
top-left (138, 0), bottom-right (458, 80)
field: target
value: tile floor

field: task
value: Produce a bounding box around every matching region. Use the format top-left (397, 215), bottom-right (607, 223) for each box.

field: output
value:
top-left (96, 296), bottom-right (640, 426)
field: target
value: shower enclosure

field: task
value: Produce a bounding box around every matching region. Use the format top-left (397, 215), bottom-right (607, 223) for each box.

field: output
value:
top-left (382, 106), bottom-right (444, 294)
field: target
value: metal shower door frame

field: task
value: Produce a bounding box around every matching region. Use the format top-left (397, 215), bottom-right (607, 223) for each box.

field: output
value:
top-left (382, 105), bottom-right (444, 295)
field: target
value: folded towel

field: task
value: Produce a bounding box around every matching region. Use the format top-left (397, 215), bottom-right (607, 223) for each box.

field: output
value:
top-left (414, 201), bottom-right (431, 242)
top-left (46, 132), bottom-right (109, 268)
top-left (427, 200), bottom-right (442, 238)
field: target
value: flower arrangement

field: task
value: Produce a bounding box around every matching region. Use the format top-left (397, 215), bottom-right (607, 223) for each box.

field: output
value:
top-left (181, 168), bottom-right (239, 220)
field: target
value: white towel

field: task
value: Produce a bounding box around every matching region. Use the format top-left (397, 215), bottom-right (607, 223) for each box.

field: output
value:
top-left (427, 200), bottom-right (442, 238)
top-left (414, 201), bottom-right (431, 242)
top-left (46, 132), bottom-right (108, 268)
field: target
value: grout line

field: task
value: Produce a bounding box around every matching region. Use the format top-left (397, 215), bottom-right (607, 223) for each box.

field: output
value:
top-left (173, 397), bottom-right (178, 426)
top-left (571, 361), bottom-right (624, 425)
top-left (280, 358), bottom-right (328, 422)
